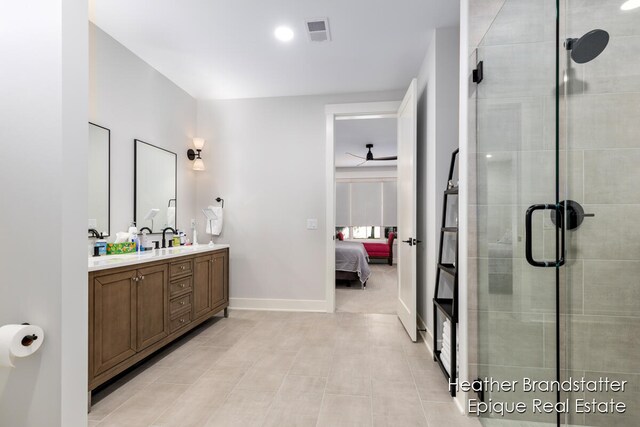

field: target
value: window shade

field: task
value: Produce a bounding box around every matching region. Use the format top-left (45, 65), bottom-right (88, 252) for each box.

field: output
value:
top-left (382, 181), bottom-right (397, 226)
top-left (335, 182), bottom-right (350, 226)
top-left (351, 182), bottom-right (382, 226)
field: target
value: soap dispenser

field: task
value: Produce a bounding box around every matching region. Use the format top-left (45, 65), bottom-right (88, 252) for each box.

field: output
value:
top-left (128, 222), bottom-right (140, 251)
top-left (95, 233), bottom-right (107, 256)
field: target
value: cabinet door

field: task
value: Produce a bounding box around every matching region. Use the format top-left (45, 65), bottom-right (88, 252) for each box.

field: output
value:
top-left (211, 251), bottom-right (228, 308)
top-left (92, 269), bottom-right (137, 377)
top-left (136, 264), bottom-right (169, 351)
top-left (193, 255), bottom-right (213, 319)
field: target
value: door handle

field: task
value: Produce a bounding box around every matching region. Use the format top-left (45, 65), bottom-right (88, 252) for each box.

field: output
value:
top-left (402, 238), bottom-right (420, 246)
top-left (525, 204), bottom-right (565, 267)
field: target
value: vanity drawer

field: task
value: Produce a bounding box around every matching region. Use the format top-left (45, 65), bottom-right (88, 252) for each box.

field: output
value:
top-left (169, 293), bottom-right (192, 316)
top-left (170, 311), bottom-right (192, 332)
top-left (170, 260), bottom-right (192, 278)
top-left (169, 276), bottom-right (192, 298)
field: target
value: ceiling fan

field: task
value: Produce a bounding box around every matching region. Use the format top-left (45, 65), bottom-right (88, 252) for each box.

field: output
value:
top-left (346, 143), bottom-right (397, 166)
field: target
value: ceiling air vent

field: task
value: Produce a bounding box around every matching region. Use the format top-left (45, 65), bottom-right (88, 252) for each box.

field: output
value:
top-left (305, 18), bottom-right (331, 42)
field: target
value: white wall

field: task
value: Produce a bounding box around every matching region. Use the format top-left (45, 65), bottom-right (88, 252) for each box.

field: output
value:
top-left (196, 91), bottom-right (403, 308)
top-left (0, 1), bottom-right (88, 425)
top-left (416, 26), bottom-right (461, 344)
top-left (89, 23), bottom-right (198, 238)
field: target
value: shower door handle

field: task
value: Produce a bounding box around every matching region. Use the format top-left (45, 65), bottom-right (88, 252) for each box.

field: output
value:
top-left (525, 204), bottom-right (565, 268)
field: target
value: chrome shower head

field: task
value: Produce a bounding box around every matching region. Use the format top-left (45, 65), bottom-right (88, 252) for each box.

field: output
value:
top-left (566, 29), bottom-right (610, 64)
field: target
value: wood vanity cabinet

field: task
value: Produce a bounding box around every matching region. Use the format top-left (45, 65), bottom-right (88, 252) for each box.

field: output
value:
top-left (135, 264), bottom-right (169, 351)
top-left (193, 251), bottom-right (228, 319)
top-left (88, 247), bottom-right (229, 393)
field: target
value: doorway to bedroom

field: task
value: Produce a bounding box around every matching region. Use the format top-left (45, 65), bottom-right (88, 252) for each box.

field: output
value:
top-left (333, 115), bottom-right (399, 314)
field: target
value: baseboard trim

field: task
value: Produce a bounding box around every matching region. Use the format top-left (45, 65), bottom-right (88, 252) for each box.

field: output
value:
top-left (417, 314), bottom-right (434, 357)
top-left (229, 298), bottom-right (326, 312)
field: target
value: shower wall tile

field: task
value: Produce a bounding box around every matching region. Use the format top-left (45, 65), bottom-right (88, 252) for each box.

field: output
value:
top-left (479, 365), bottom-right (557, 424)
top-left (476, 205), bottom-right (519, 257)
top-left (522, 259), bottom-right (583, 315)
top-left (476, 257), bottom-right (523, 313)
top-left (469, 0), bottom-right (506, 50)
top-left (478, 42), bottom-right (556, 100)
top-left (476, 151), bottom-right (517, 205)
top-left (583, 35), bottom-right (640, 94)
top-left (584, 149), bottom-right (640, 204)
top-left (575, 204), bottom-right (640, 260)
top-left (545, 315), bottom-right (640, 373)
top-left (583, 260), bottom-right (640, 316)
top-left (480, 0), bottom-right (555, 46)
top-left (468, 205), bottom-right (479, 258)
top-left (468, 258), bottom-right (479, 312)
top-left (477, 97), bottom-right (546, 152)
top-left (477, 311), bottom-right (545, 368)
top-left (568, 93), bottom-right (640, 150)
top-left (568, 0), bottom-right (640, 38)
top-left (583, 371), bottom-right (640, 427)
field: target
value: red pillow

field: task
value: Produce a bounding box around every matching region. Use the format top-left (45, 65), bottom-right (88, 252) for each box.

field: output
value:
top-left (337, 232), bottom-right (344, 241)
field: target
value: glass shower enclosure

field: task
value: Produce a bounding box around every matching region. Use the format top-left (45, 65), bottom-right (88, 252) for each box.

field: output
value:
top-left (469, 1), bottom-right (639, 426)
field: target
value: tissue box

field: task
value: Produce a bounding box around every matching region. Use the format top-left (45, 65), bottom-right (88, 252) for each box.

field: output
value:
top-left (107, 242), bottom-right (136, 255)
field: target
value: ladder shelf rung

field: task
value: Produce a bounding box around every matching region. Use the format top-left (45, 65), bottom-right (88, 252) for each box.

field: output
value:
top-left (444, 186), bottom-right (459, 195)
top-left (438, 263), bottom-right (456, 276)
top-left (433, 298), bottom-right (456, 321)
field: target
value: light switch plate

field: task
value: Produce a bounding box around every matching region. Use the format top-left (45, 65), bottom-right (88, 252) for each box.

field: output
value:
top-left (190, 218), bottom-right (196, 229)
top-left (307, 218), bottom-right (318, 230)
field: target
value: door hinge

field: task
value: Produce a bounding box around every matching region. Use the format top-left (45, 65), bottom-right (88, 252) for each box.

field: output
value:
top-left (472, 61), bottom-right (483, 84)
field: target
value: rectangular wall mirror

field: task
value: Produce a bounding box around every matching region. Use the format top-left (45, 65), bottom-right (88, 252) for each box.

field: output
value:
top-left (88, 123), bottom-right (110, 236)
top-left (134, 139), bottom-right (177, 233)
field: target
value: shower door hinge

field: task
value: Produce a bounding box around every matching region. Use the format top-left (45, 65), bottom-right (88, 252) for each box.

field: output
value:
top-left (472, 61), bottom-right (484, 84)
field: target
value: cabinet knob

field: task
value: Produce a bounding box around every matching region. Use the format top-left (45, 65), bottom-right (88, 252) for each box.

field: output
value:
top-left (181, 283), bottom-right (185, 288)
top-left (180, 301), bottom-right (185, 305)
top-left (180, 318), bottom-right (186, 323)
top-left (140, 276), bottom-right (145, 280)
top-left (181, 266), bottom-right (186, 270)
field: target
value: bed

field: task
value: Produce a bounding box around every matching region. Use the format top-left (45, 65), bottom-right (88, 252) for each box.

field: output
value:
top-left (335, 241), bottom-right (371, 289)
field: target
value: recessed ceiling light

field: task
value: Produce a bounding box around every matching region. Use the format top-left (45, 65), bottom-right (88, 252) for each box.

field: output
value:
top-left (274, 26), bottom-right (294, 42)
top-left (621, 0), bottom-right (640, 10)
top-left (486, 154), bottom-right (493, 158)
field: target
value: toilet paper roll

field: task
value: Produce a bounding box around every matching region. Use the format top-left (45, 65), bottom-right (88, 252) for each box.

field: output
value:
top-left (0, 324), bottom-right (44, 368)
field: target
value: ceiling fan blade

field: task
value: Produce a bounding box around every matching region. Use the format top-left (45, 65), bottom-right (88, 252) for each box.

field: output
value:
top-left (371, 156), bottom-right (398, 161)
top-left (356, 160), bottom-right (368, 167)
top-left (346, 152), bottom-right (366, 160)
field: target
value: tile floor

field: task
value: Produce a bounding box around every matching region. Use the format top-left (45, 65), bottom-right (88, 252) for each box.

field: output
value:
top-left (90, 310), bottom-right (481, 427)
top-left (336, 264), bottom-right (398, 314)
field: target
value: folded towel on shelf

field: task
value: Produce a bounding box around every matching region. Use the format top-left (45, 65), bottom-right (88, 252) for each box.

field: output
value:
top-left (205, 206), bottom-right (224, 236)
top-left (167, 206), bottom-right (176, 229)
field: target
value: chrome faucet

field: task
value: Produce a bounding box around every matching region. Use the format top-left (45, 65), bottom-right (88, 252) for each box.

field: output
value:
top-left (161, 227), bottom-right (177, 248)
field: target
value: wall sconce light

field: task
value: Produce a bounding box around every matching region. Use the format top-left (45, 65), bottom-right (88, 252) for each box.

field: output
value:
top-left (187, 138), bottom-right (205, 171)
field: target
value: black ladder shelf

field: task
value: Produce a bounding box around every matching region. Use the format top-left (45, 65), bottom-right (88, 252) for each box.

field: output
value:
top-left (433, 148), bottom-right (459, 397)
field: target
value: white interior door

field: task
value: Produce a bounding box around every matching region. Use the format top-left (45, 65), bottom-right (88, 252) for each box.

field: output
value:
top-left (397, 79), bottom-right (418, 342)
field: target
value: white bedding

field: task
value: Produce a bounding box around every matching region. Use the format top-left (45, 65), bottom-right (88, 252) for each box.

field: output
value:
top-left (335, 241), bottom-right (371, 284)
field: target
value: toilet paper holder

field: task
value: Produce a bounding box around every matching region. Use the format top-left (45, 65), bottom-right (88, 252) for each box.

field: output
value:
top-left (20, 323), bottom-right (38, 347)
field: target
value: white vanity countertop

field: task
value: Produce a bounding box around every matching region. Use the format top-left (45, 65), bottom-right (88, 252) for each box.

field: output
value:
top-left (88, 244), bottom-right (230, 272)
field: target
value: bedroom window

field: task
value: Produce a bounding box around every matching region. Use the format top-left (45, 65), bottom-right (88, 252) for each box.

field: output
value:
top-left (352, 226), bottom-right (381, 239)
top-left (335, 226), bottom-right (350, 239)
top-left (384, 226), bottom-right (397, 238)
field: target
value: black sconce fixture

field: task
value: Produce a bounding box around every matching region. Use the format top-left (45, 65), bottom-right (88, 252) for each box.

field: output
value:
top-left (187, 138), bottom-right (205, 171)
